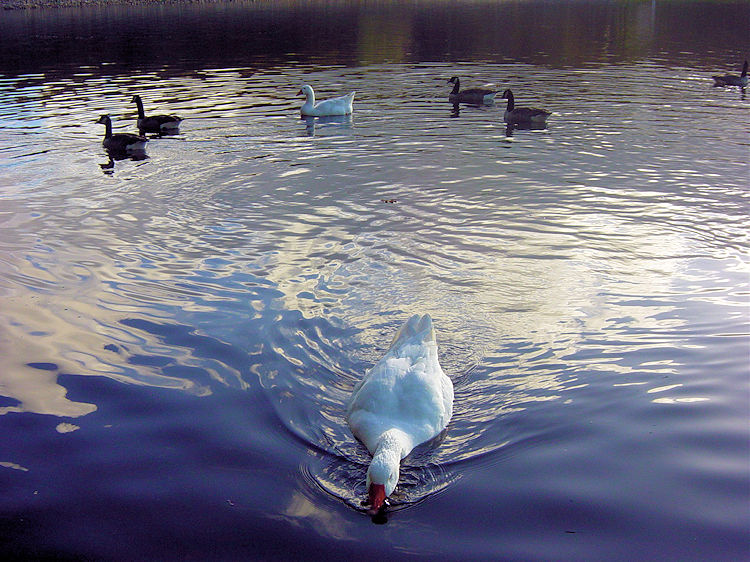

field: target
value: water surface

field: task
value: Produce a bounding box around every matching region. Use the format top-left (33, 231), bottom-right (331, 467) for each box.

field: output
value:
top-left (1, 1), bottom-right (748, 560)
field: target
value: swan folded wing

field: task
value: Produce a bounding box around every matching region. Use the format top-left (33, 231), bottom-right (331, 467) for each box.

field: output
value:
top-left (310, 92), bottom-right (355, 116)
top-left (346, 354), bottom-right (452, 455)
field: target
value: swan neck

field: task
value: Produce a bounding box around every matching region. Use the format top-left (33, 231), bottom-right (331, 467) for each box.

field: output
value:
top-left (375, 428), bottom-right (410, 461)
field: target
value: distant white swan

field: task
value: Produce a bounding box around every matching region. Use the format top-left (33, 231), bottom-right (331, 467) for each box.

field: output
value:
top-left (346, 314), bottom-right (454, 514)
top-left (298, 84), bottom-right (355, 117)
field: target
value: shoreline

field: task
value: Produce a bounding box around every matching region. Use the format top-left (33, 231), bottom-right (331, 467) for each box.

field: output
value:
top-left (3, 0), bottom-right (238, 10)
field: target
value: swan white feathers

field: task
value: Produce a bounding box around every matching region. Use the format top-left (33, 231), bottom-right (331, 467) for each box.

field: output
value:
top-left (298, 84), bottom-right (355, 116)
top-left (346, 314), bottom-right (453, 514)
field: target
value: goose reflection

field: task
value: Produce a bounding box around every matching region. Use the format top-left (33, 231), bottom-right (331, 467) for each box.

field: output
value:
top-left (304, 441), bottom-right (459, 524)
top-left (301, 114), bottom-right (353, 137)
top-left (504, 121), bottom-right (549, 137)
top-left (98, 149), bottom-right (148, 175)
top-left (144, 128), bottom-right (181, 139)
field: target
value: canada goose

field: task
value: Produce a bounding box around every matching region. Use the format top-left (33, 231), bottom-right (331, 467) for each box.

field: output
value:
top-left (447, 76), bottom-right (498, 104)
top-left (712, 60), bottom-right (748, 87)
top-left (501, 89), bottom-right (551, 124)
top-left (96, 115), bottom-right (148, 152)
top-left (131, 95), bottom-right (182, 133)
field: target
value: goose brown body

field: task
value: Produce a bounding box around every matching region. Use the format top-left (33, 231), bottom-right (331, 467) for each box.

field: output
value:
top-left (501, 89), bottom-right (551, 124)
top-left (131, 95), bottom-right (182, 133)
top-left (96, 115), bottom-right (148, 152)
top-left (447, 76), bottom-right (498, 104)
top-left (712, 60), bottom-right (748, 87)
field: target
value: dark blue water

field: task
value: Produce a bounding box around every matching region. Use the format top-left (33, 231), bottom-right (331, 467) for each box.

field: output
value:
top-left (1, 1), bottom-right (749, 559)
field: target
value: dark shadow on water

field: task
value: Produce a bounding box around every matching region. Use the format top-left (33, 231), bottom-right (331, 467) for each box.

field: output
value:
top-left (99, 150), bottom-right (148, 174)
top-left (371, 511), bottom-right (388, 525)
top-left (143, 128), bottom-right (182, 138)
top-left (449, 101), bottom-right (495, 118)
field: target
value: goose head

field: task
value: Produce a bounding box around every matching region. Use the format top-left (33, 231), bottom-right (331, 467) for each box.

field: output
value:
top-left (96, 115), bottom-right (110, 125)
top-left (447, 76), bottom-right (459, 85)
top-left (366, 452), bottom-right (399, 515)
top-left (298, 85), bottom-right (314, 100)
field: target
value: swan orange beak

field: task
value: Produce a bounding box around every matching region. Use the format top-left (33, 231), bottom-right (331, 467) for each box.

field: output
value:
top-left (368, 483), bottom-right (386, 515)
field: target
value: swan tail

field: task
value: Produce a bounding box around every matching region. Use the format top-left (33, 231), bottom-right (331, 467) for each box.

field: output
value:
top-left (390, 314), bottom-right (435, 348)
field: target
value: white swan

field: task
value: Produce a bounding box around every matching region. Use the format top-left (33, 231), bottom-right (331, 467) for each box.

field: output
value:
top-left (298, 84), bottom-right (355, 117)
top-left (346, 314), bottom-right (454, 514)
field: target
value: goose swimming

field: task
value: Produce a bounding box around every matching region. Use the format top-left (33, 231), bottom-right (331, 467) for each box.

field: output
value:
top-left (346, 314), bottom-right (454, 514)
top-left (447, 76), bottom-right (499, 104)
top-left (712, 60), bottom-right (748, 87)
top-left (131, 95), bottom-right (182, 133)
top-left (298, 85), bottom-right (355, 117)
top-left (96, 115), bottom-right (148, 152)
top-left (501, 89), bottom-right (551, 124)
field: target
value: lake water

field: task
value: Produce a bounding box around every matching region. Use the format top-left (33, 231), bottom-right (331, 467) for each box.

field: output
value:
top-left (1, 1), bottom-right (748, 559)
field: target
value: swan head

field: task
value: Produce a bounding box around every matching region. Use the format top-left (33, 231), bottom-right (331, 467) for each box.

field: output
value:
top-left (298, 85), bottom-right (314, 99)
top-left (366, 447), bottom-right (399, 514)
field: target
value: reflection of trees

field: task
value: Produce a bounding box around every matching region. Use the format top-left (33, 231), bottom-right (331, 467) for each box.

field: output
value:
top-left (356, 7), bottom-right (413, 64)
top-left (2, 1), bottom-right (747, 79)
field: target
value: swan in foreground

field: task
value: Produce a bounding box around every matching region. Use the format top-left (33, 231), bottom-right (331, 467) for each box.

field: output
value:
top-left (447, 76), bottom-right (499, 104)
top-left (96, 115), bottom-right (148, 152)
top-left (346, 314), bottom-right (454, 514)
top-left (131, 95), bottom-right (183, 133)
top-left (501, 89), bottom-right (551, 124)
top-left (712, 60), bottom-right (748, 87)
top-left (298, 85), bottom-right (355, 116)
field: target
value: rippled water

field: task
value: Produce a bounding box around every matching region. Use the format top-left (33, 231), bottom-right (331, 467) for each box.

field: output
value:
top-left (1, 1), bottom-right (749, 560)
